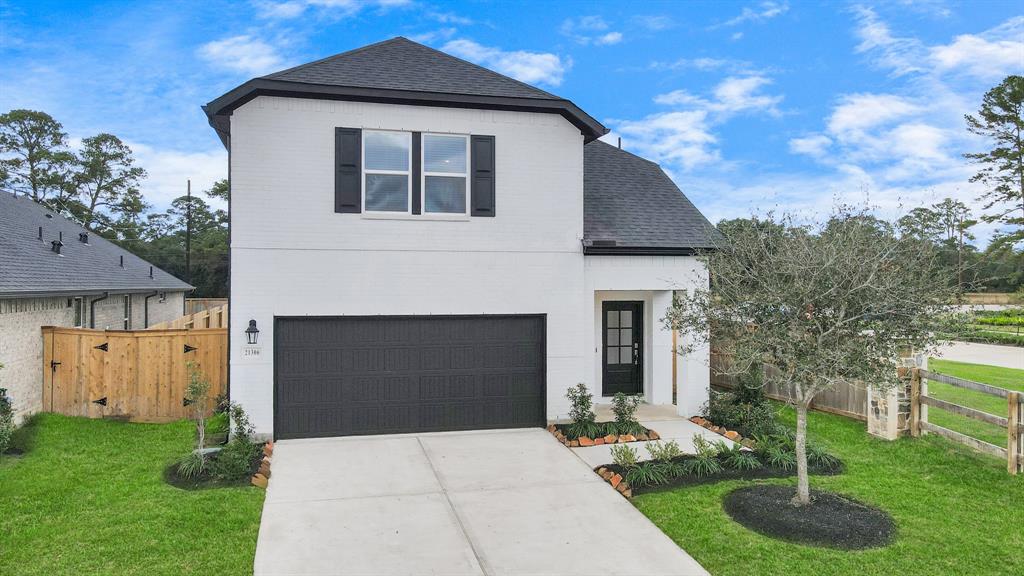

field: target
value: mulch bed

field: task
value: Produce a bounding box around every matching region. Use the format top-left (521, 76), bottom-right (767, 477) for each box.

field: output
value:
top-left (163, 443), bottom-right (266, 490)
top-left (723, 485), bottom-right (896, 549)
top-left (601, 457), bottom-right (843, 496)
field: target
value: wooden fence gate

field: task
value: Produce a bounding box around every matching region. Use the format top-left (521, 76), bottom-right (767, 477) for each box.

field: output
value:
top-left (910, 368), bottom-right (1022, 475)
top-left (41, 326), bottom-right (227, 422)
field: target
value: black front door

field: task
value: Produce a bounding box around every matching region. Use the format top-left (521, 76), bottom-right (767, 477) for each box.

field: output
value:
top-left (602, 301), bottom-right (643, 396)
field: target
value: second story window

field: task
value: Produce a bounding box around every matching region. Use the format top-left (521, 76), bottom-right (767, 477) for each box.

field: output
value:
top-left (423, 134), bottom-right (469, 215)
top-left (362, 130), bottom-right (411, 213)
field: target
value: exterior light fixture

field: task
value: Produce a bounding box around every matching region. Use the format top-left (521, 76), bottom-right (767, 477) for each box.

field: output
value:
top-left (245, 319), bottom-right (260, 345)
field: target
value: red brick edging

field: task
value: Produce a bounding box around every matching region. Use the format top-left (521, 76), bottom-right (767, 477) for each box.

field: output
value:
top-left (688, 417), bottom-right (756, 448)
top-left (251, 441), bottom-right (274, 489)
top-left (546, 424), bottom-right (660, 447)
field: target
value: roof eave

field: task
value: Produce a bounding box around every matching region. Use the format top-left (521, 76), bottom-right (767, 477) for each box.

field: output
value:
top-left (582, 245), bottom-right (711, 256)
top-left (0, 285), bottom-right (193, 300)
top-left (203, 79), bottom-right (608, 150)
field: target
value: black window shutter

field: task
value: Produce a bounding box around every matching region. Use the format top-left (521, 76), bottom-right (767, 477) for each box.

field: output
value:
top-left (335, 127), bottom-right (361, 213)
top-left (470, 135), bottom-right (495, 217)
top-left (411, 132), bottom-right (422, 215)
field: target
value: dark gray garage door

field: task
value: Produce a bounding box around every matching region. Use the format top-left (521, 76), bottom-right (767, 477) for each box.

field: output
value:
top-left (274, 315), bottom-right (546, 439)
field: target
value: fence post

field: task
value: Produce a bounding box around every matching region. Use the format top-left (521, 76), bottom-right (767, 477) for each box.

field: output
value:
top-left (909, 368), bottom-right (921, 438)
top-left (1009, 391), bottom-right (1020, 475)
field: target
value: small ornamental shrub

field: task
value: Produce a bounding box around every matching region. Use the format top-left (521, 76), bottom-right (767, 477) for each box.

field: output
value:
top-left (625, 461), bottom-right (669, 487)
top-left (715, 441), bottom-right (762, 471)
top-left (703, 389), bottom-right (777, 438)
top-left (210, 402), bottom-right (261, 481)
top-left (807, 443), bottom-right (841, 469)
top-left (610, 443), bottom-right (638, 468)
top-left (646, 440), bottom-right (682, 462)
top-left (176, 362), bottom-right (211, 478)
top-left (763, 444), bottom-right (797, 470)
top-left (611, 392), bottom-right (643, 435)
top-left (684, 435), bottom-right (724, 477)
top-left (565, 383), bottom-right (599, 439)
top-left (0, 385), bottom-right (14, 455)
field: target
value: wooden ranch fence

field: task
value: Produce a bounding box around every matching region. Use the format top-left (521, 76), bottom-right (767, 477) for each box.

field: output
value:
top-left (710, 351), bottom-right (868, 421)
top-left (148, 304), bottom-right (228, 330)
top-left (41, 326), bottom-right (227, 422)
top-left (910, 368), bottom-right (1022, 475)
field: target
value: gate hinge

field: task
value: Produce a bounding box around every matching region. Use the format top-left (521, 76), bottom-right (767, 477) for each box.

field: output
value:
top-left (92, 397), bottom-right (107, 406)
top-left (94, 342), bottom-right (109, 351)
top-left (183, 344), bottom-right (197, 353)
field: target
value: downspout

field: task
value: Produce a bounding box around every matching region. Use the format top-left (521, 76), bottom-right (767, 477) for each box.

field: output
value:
top-left (88, 292), bottom-right (109, 329)
top-left (143, 291), bottom-right (159, 328)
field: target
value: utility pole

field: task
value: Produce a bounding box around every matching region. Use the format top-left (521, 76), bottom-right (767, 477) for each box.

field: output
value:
top-left (185, 179), bottom-right (192, 285)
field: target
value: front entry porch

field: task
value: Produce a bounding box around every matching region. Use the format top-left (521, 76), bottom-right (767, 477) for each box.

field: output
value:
top-left (589, 289), bottom-right (709, 418)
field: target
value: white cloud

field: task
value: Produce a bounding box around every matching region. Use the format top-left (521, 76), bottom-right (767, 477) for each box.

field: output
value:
top-left (648, 57), bottom-right (765, 75)
top-left (428, 11), bottom-right (474, 25)
top-left (789, 134), bottom-right (832, 158)
top-left (611, 74), bottom-right (783, 170)
top-left (197, 35), bottom-right (285, 75)
top-left (632, 15), bottom-right (674, 31)
top-left (827, 93), bottom-right (920, 135)
top-left (561, 16), bottom-right (624, 46)
top-left (715, 2), bottom-right (789, 28)
top-left (410, 27), bottom-right (457, 43)
top-left (254, 0), bottom-right (411, 19)
top-left (128, 143), bottom-right (228, 210)
top-left (441, 39), bottom-right (570, 86)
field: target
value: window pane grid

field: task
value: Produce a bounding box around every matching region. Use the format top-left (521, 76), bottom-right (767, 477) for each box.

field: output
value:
top-left (364, 130), bottom-right (411, 213)
top-left (422, 133), bottom-right (468, 215)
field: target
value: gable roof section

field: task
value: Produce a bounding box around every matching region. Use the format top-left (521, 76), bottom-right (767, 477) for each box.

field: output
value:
top-left (583, 140), bottom-right (721, 255)
top-left (204, 37), bottom-right (606, 148)
top-left (0, 192), bottom-right (193, 299)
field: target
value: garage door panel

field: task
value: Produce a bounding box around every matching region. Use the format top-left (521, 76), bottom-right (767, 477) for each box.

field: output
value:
top-left (275, 316), bottom-right (545, 438)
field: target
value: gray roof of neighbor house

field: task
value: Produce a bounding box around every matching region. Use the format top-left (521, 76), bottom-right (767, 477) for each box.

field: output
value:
top-left (0, 192), bottom-right (193, 298)
top-left (583, 140), bottom-right (722, 254)
top-left (204, 37), bottom-right (607, 148)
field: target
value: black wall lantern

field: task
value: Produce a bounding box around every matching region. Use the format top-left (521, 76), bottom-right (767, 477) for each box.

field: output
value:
top-left (245, 319), bottom-right (260, 345)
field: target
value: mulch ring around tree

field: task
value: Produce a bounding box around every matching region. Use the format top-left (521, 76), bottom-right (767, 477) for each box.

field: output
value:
top-left (602, 458), bottom-right (843, 496)
top-left (723, 485), bottom-right (896, 550)
top-left (163, 444), bottom-right (266, 490)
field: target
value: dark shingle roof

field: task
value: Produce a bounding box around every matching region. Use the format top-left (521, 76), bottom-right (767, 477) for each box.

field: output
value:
top-left (264, 37), bottom-right (561, 100)
top-left (0, 192), bottom-right (193, 298)
top-left (584, 140), bottom-right (721, 253)
top-left (204, 37), bottom-right (606, 148)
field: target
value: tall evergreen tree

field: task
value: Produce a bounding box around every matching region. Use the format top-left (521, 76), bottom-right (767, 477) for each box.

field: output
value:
top-left (0, 109), bottom-right (75, 204)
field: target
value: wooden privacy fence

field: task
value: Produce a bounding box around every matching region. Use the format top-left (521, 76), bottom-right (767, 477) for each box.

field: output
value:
top-left (185, 298), bottom-right (229, 315)
top-left (910, 368), bottom-right (1022, 475)
top-left (149, 304), bottom-right (228, 330)
top-left (710, 351), bottom-right (868, 421)
top-left (41, 326), bottom-right (227, 422)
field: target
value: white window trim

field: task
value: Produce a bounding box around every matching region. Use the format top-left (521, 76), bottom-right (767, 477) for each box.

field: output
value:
top-left (123, 295), bottom-right (132, 330)
top-left (361, 129), bottom-right (413, 215)
top-left (421, 132), bottom-right (470, 218)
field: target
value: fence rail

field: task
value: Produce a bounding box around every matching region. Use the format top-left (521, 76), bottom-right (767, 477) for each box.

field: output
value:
top-left (710, 351), bottom-right (868, 421)
top-left (149, 304), bottom-right (228, 330)
top-left (185, 298), bottom-right (229, 315)
top-left (911, 368), bottom-right (1022, 475)
top-left (41, 326), bottom-right (227, 423)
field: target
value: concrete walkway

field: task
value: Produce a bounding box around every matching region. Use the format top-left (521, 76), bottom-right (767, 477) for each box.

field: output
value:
top-left (255, 428), bottom-right (708, 576)
top-left (575, 404), bottom-right (736, 468)
top-left (934, 340), bottom-right (1024, 370)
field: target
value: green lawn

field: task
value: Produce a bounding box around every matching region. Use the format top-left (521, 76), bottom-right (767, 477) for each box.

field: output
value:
top-left (0, 414), bottom-right (264, 575)
top-left (634, 407), bottom-right (1024, 576)
top-left (926, 359), bottom-right (1024, 446)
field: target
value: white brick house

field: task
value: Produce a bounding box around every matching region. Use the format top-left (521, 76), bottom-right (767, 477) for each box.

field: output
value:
top-left (205, 37), bottom-right (718, 440)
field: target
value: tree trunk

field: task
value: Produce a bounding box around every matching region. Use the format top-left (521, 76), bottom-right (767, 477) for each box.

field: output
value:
top-left (792, 402), bottom-right (811, 506)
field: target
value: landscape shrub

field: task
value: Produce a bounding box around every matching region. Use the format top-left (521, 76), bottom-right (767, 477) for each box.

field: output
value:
top-left (807, 443), bottom-right (841, 469)
top-left (715, 440), bottom-right (762, 471)
top-left (209, 402), bottom-right (261, 482)
top-left (610, 443), bottom-right (638, 468)
top-left (625, 460), bottom-right (670, 487)
top-left (611, 392), bottom-right (644, 435)
top-left (176, 362), bottom-right (211, 478)
top-left (682, 436), bottom-right (723, 477)
top-left (565, 383), bottom-right (599, 439)
top-left (704, 389), bottom-right (778, 438)
top-left (0, 386), bottom-right (14, 455)
top-left (647, 440), bottom-right (686, 477)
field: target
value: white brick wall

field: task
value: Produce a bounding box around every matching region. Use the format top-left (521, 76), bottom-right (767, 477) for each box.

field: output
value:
top-left (0, 297), bottom-right (72, 423)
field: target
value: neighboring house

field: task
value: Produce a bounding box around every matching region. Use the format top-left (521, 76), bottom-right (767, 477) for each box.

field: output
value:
top-left (205, 37), bottom-right (718, 440)
top-left (0, 192), bottom-right (193, 423)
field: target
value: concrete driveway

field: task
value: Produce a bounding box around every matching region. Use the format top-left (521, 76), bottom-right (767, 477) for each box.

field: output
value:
top-left (254, 428), bottom-right (707, 576)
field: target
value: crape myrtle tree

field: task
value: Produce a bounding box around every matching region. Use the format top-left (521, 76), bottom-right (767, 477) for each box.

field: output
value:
top-left (665, 206), bottom-right (964, 506)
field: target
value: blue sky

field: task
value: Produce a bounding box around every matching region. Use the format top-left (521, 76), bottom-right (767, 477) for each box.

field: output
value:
top-left (2, 0), bottom-right (1022, 243)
